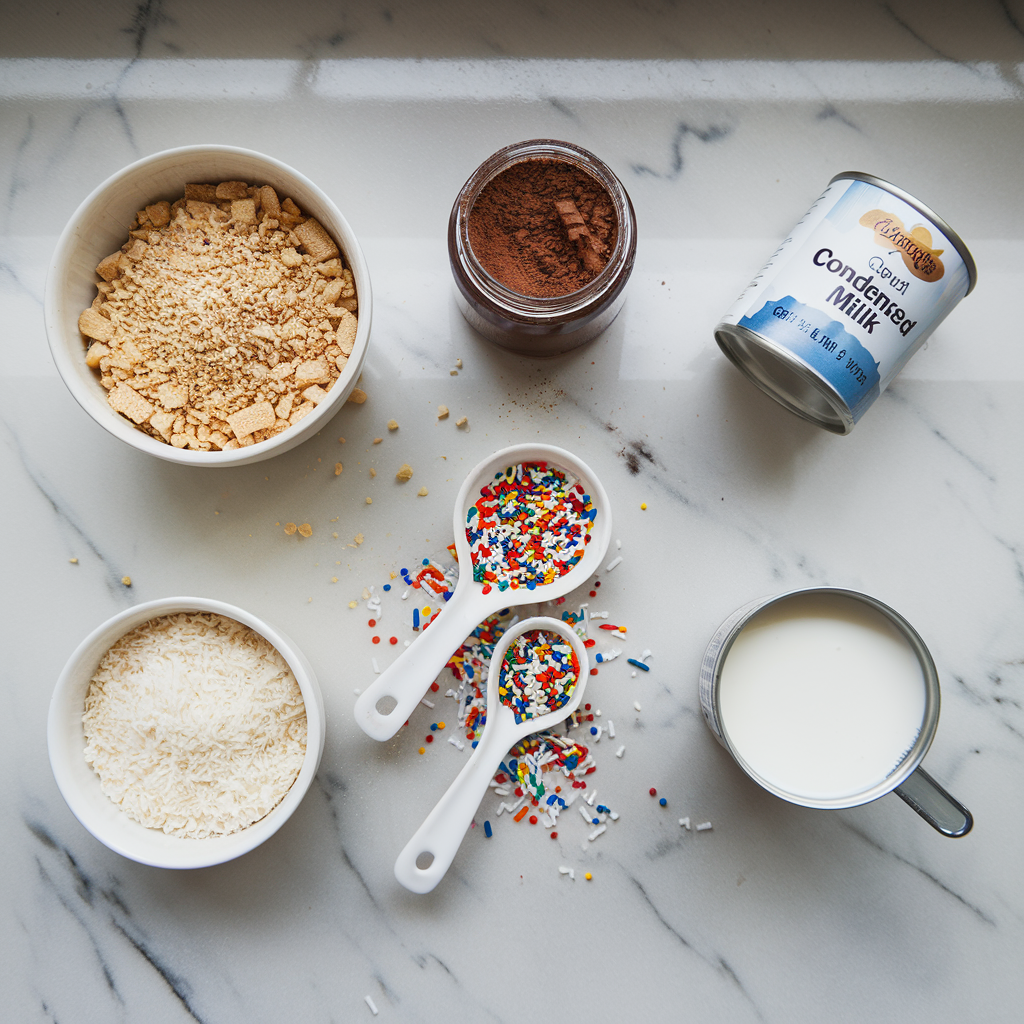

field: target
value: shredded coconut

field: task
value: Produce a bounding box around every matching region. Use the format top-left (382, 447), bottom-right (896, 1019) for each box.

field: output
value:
top-left (83, 612), bottom-right (307, 838)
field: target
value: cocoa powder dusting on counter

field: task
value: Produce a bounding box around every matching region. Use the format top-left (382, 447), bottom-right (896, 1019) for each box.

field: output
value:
top-left (467, 160), bottom-right (618, 297)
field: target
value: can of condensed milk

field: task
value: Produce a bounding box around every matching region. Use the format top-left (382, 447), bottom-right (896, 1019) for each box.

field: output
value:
top-left (715, 173), bottom-right (977, 434)
top-left (699, 588), bottom-right (973, 837)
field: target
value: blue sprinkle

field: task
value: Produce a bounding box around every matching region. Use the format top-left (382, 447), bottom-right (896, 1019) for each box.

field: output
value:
top-left (430, 723), bottom-right (437, 731)
top-left (659, 798), bottom-right (667, 807)
top-left (383, 584), bottom-right (391, 591)
top-left (590, 726), bottom-right (598, 735)
top-left (443, 591), bottom-right (452, 601)
top-left (400, 568), bottom-right (408, 575)
top-left (546, 795), bottom-right (558, 805)
top-left (422, 558), bottom-right (430, 565)
top-left (596, 653), bottom-right (604, 663)
top-left (472, 740), bottom-right (479, 748)
top-left (484, 820), bottom-right (492, 838)
top-left (627, 658), bottom-right (650, 672)
top-left (592, 817), bottom-right (599, 825)
top-left (413, 608), bottom-right (420, 629)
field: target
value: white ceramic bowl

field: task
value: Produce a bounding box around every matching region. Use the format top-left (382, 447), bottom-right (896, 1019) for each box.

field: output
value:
top-left (44, 145), bottom-right (372, 466)
top-left (47, 597), bottom-right (326, 869)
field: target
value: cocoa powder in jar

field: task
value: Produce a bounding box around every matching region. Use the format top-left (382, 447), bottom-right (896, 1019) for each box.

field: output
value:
top-left (466, 159), bottom-right (618, 298)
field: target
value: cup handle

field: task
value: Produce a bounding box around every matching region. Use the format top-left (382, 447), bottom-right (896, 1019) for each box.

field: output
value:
top-left (894, 766), bottom-right (973, 837)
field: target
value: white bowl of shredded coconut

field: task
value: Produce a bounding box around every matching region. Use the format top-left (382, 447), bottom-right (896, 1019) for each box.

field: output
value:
top-left (48, 597), bottom-right (326, 868)
top-left (45, 145), bottom-right (371, 466)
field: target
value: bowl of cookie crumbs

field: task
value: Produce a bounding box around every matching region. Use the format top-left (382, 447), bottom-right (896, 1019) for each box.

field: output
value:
top-left (47, 597), bottom-right (326, 868)
top-left (45, 145), bottom-right (371, 466)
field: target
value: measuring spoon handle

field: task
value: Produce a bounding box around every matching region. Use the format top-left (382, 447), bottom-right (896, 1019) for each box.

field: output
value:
top-left (354, 587), bottom-right (492, 741)
top-left (394, 719), bottom-right (515, 893)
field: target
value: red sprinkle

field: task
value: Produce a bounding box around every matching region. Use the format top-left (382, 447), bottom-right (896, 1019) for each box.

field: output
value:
top-left (482, 584), bottom-right (492, 595)
top-left (430, 682), bottom-right (440, 692)
top-left (595, 581), bottom-right (601, 588)
top-left (599, 624), bottom-right (619, 631)
top-left (372, 636), bottom-right (381, 644)
top-left (529, 815), bottom-right (538, 825)
top-left (589, 591), bottom-right (596, 597)
top-left (584, 639), bottom-right (596, 648)
top-left (590, 668), bottom-right (598, 675)
top-left (515, 787), bottom-right (524, 797)
top-left (649, 787), bottom-right (657, 796)
top-left (551, 832), bottom-right (558, 839)
top-left (389, 636), bottom-right (398, 645)
top-left (585, 704), bottom-right (592, 710)
top-left (426, 735), bottom-right (433, 743)
top-left (368, 619), bottom-right (376, 627)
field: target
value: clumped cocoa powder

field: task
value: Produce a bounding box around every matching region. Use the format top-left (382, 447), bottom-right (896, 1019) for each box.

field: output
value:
top-left (467, 159), bottom-right (617, 298)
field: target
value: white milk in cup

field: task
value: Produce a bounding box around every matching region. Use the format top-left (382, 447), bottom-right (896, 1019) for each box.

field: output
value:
top-left (715, 172), bottom-right (977, 434)
top-left (700, 589), bottom-right (973, 836)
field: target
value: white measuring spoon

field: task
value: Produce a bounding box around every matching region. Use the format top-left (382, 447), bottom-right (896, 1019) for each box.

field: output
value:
top-left (354, 443), bottom-right (611, 741)
top-left (394, 616), bottom-right (589, 893)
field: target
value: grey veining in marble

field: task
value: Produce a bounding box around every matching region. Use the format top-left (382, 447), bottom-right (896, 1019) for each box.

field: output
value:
top-left (2, 2), bottom-right (1023, 1021)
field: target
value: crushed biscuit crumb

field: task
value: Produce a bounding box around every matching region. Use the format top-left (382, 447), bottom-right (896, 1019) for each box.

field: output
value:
top-left (456, 358), bottom-right (463, 369)
top-left (334, 462), bottom-right (343, 476)
top-left (284, 522), bottom-right (298, 535)
top-left (365, 497), bottom-right (372, 504)
top-left (121, 576), bottom-right (132, 586)
top-left (331, 577), bottom-right (338, 583)
top-left (387, 419), bottom-right (399, 431)
top-left (348, 389), bottom-right (367, 404)
top-left (370, 467), bottom-right (376, 478)
top-left (69, 558), bottom-right (79, 564)
top-left (456, 417), bottom-right (468, 428)
top-left (80, 181), bottom-right (358, 451)
top-left (354, 534), bottom-right (364, 546)
top-left (338, 437), bottom-right (345, 443)
top-left (450, 370), bottom-right (458, 376)
top-left (418, 486), bottom-right (429, 496)
top-left (372, 437), bottom-right (382, 445)
top-left (396, 463), bottom-right (414, 481)
top-left (349, 601), bottom-right (358, 608)
top-left (437, 405), bottom-right (449, 419)
top-left (298, 523), bottom-right (313, 538)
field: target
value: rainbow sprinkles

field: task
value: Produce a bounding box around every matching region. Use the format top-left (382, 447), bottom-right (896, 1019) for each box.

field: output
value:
top-left (466, 461), bottom-right (596, 593)
top-left (498, 628), bottom-right (580, 726)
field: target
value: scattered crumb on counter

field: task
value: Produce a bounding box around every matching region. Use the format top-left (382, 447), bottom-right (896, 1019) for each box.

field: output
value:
top-left (334, 462), bottom-right (343, 475)
top-left (456, 416), bottom-right (468, 428)
top-left (418, 486), bottom-right (428, 496)
top-left (69, 558), bottom-right (78, 564)
top-left (370, 467), bottom-right (376, 478)
top-left (121, 576), bottom-right (132, 586)
top-left (284, 523), bottom-right (297, 535)
top-left (387, 419), bottom-right (398, 431)
top-left (437, 405), bottom-right (449, 419)
top-left (373, 437), bottom-right (382, 444)
top-left (365, 497), bottom-right (372, 504)
top-left (396, 463), bottom-right (413, 481)
top-left (348, 389), bottom-right (367, 404)
top-left (298, 523), bottom-right (312, 538)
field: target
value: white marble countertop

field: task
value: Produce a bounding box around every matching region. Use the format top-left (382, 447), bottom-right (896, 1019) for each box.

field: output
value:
top-left (3, 2), bottom-right (1023, 1021)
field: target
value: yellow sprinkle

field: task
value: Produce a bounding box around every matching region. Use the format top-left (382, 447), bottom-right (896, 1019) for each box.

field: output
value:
top-left (331, 577), bottom-right (338, 583)
top-left (618, 626), bottom-right (627, 634)
top-left (418, 747), bottom-right (426, 755)
top-left (121, 576), bottom-right (132, 586)
top-left (422, 606), bottom-right (431, 616)
top-left (641, 502), bottom-right (647, 510)
top-left (390, 571), bottom-right (398, 579)
top-left (69, 558), bottom-right (78, 564)
top-left (438, 722), bottom-right (445, 730)
top-left (585, 872), bottom-right (592, 881)
top-left (349, 601), bottom-right (358, 609)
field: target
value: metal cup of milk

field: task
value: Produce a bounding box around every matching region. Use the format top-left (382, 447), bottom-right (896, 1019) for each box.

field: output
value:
top-left (700, 588), bottom-right (972, 836)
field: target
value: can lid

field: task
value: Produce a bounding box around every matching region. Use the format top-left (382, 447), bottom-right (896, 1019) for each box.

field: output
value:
top-left (829, 171), bottom-right (978, 295)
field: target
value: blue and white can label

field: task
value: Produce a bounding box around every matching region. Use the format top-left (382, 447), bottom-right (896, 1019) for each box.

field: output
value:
top-left (716, 173), bottom-right (976, 432)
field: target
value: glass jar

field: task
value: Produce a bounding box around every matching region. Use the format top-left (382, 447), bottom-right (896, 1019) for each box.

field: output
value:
top-left (448, 139), bottom-right (637, 355)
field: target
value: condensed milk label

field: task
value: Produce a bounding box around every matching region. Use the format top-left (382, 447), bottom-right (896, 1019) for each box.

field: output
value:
top-left (719, 175), bottom-right (973, 424)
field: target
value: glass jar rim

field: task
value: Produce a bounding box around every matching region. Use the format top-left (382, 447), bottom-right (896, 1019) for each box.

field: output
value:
top-left (449, 139), bottom-right (637, 323)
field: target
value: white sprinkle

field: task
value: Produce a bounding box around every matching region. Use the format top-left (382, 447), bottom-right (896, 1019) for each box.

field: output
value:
top-left (353, 687), bottom-right (361, 695)
top-left (595, 709), bottom-right (602, 717)
top-left (493, 786), bottom-right (510, 796)
top-left (605, 555), bottom-right (623, 571)
top-left (593, 726), bottom-right (603, 743)
top-left (563, 790), bottom-right (579, 807)
top-left (448, 737), bottom-right (465, 751)
top-left (559, 865), bottom-right (575, 880)
top-left (642, 648), bottom-right (652, 662)
top-left (589, 610), bottom-right (609, 620)
top-left (616, 538), bottom-right (622, 549)
top-left (588, 824), bottom-right (607, 841)
top-left (420, 698), bottom-right (435, 709)
top-left (601, 647), bottom-right (622, 661)
top-left (696, 822), bottom-right (713, 832)
top-left (634, 701), bottom-right (642, 711)
top-left (585, 789), bottom-right (597, 806)
top-left (510, 795), bottom-right (526, 813)
top-left (372, 658), bottom-right (380, 674)
top-left (579, 804), bottom-right (593, 823)
top-left (679, 817), bottom-right (691, 829)
top-left (631, 671), bottom-right (637, 678)
top-left (365, 995), bottom-right (379, 1016)
top-left (445, 688), bottom-right (457, 698)
top-left (607, 720), bottom-right (615, 738)
top-left (615, 745), bottom-right (625, 758)
top-left (609, 811), bottom-right (619, 821)
top-left (403, 640), bottom-right (411, 648)
top-left (401, 589), bottom-right (409, 600)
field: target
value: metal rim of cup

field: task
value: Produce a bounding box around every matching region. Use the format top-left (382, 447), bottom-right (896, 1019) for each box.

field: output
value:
top-left (709, 587), bottom-right (942, 811)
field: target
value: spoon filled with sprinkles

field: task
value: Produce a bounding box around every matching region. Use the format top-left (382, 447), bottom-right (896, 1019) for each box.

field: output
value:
top-left (394, 616), bottom-right (588, 893)
top-left (355, 443), bottom-right (610, 742)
